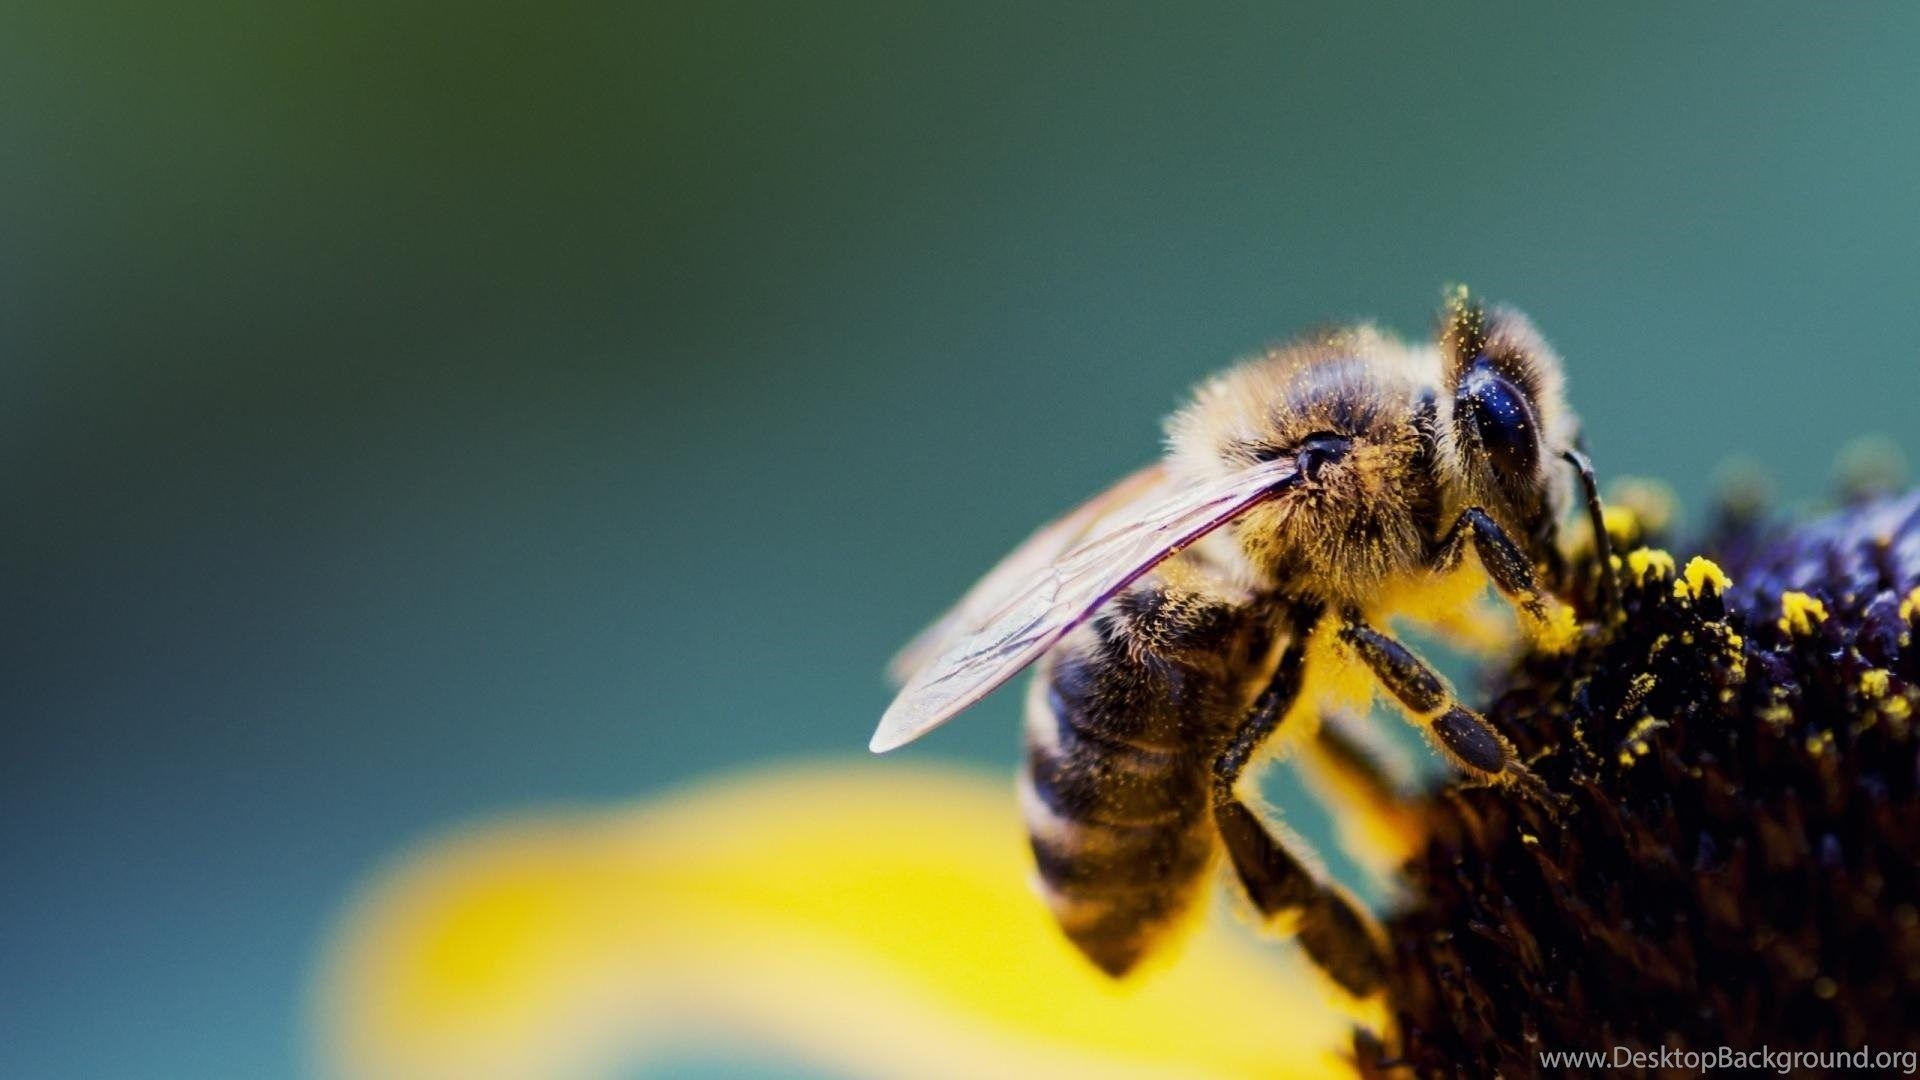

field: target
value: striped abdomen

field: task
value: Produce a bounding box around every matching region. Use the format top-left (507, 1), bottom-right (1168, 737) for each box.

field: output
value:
top-left (1019, 585), bottom-right (1257, 976)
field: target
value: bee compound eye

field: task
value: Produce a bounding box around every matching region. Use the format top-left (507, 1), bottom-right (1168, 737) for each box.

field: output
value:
top-left (1460, 363), bottom-right (1539, 475)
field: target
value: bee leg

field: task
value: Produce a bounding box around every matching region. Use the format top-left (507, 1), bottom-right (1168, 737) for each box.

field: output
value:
top-left (1435, 506), bottom-right (1557, 626)
top-left (1309, 709), bottom-right (1419, 804)
top-left (1338, 615), bottom-right (1558, 808)
top-left (1210, 603), bottom-right (1387, 998)
top-left (1210, 600), bottom-right (1321, 799)
top-left (1296, 711), bottom-right (1426, 878)
top-left (1434, 506), bottom-right (1589, 653)
top-left (1213, 800), bottom-right (1388, 997)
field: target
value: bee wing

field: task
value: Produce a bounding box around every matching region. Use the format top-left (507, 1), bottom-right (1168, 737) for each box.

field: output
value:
top-left (871, 456), bottom-right (1302, 753)
top-left (886, 463), bottom-right (1172, 685)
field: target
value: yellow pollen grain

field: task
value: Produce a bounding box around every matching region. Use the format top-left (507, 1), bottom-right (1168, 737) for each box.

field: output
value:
top-left (1601, 505), bottom-right (1641, 546)
top-left (1625, 548), bottom-right (1675, 585)
top-left (1624, 673), bottom-right (1657, 705)
top-left (1525, 603), bottom-right (1582, 655)
top-left (1860, 670), bottom-right (1891, 699)
top-left (1778, 591), bottom-right (1828, 635)
top-left (1902, 586), bottom-right (1920, 623)
top-left (1805, 729), bottom-right (1834, 755)
top-left (1617, 715), bottom-right (1665, 766)
top-left (1887, 696), bottom-right (1913, 722)
top-left (1681, 556), bottom-right (1731, 599)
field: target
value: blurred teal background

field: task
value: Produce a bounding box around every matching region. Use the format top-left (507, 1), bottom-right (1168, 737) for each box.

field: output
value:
top-left (5, 4), bottom-right (1918, 1077)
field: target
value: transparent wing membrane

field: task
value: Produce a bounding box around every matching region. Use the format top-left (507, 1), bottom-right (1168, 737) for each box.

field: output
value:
top-left (886, 464), bottom-right (1170, 685)
top-left (872, 457), bottom-right (1301, 752)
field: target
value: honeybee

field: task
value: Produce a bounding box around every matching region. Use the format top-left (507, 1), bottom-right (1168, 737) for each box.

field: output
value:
top-left (872, 289), bottom-right (1615, 995)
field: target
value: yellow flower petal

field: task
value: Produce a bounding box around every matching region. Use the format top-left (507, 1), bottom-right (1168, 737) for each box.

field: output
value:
top-left (313, 762), bottom-right (1354, 1079)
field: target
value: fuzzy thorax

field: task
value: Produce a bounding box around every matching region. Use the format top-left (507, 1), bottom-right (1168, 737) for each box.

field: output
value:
top-left (1165, 326), bottom-right (1438, 607)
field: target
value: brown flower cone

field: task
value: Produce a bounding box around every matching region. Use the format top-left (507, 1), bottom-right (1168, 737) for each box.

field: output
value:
top-left (1366, 491), bottom-right (1920, 1078)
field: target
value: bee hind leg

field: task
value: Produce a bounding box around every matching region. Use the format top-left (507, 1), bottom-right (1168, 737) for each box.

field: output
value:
top-left (1308, 709), bottom-right (1419, 805)
top-left (1295, 711), bottom-right (1427, 879)
top-left (1210, 601), bottom-right (1387, 998)
top-left (1212, 799), bottom-right (1388, 997)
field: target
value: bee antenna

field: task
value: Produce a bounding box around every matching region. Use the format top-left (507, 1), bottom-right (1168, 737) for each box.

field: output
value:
top-left (1562, 447), bottom-right (1620, 619)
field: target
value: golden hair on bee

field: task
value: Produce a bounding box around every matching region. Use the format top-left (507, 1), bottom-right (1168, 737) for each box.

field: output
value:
top-left (874, 287), bottom-right (1616, 993)
top-left (1165, 322), bottom-right (1443, 608)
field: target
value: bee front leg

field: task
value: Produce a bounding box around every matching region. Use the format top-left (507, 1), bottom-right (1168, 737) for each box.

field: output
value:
top-left (1435, 507), bottom-right (1552, 621)
top-left (1210, 602), bottom-right (1387, 998)
top-left (1435, 506), bottom-right (1581, 649)
top-left (1338, 615), bottom-right (1558, 808)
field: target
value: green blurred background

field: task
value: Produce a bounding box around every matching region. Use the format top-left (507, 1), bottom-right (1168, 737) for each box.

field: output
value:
top-left (5, 4), bottom-right (1917, 1077)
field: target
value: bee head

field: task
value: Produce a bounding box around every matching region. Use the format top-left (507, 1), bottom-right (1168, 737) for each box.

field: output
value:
top-left (1437, 288), bottom-right (1578, 539)
top-left (1166, 325), bottom-right (1441, 601)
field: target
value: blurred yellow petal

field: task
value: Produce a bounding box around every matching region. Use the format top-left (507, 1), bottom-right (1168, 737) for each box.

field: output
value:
top-left (313, 761), bottom-right (1355, 1079)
